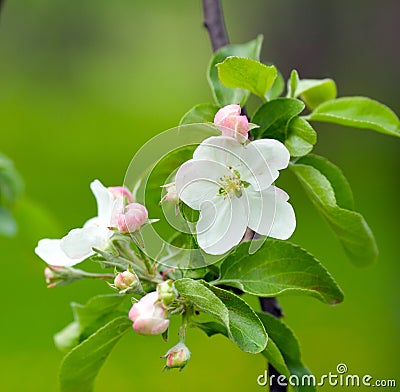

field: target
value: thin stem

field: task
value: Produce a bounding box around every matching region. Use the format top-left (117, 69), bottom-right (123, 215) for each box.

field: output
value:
top-left (179, 311), bottom-right (189, 342)
top-left (79, 271), bottom-right (115, 280)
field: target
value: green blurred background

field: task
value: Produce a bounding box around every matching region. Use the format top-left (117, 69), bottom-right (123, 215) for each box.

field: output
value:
top-left (0, 0), bottom-right (399, 390)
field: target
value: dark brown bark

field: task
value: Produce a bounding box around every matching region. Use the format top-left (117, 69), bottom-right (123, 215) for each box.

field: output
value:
top-left (202, 0), bottom-right (229, 52)
top-left (201, 1), bottom-right (286, 391)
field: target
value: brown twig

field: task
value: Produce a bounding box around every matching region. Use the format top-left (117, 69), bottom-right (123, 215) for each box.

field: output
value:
top-left (201, 1), bottom-right (286, 390)
top-left (202, 0), bottom-right (229, 52)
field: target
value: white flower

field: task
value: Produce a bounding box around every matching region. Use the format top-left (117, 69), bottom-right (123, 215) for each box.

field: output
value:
top-left (175, 136), bottom-right (296, 255)
top-left (35, 180), bottom-right (118, 267)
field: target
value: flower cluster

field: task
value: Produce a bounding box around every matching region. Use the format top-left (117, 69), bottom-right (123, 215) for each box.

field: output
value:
top-left (35, 103), bottom-right (296, 370)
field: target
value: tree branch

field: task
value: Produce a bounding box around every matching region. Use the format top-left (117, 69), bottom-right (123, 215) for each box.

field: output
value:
top-left (201, 2), bottom-right (287, 391)
top-left (202, 0), bottom-right (229, 52)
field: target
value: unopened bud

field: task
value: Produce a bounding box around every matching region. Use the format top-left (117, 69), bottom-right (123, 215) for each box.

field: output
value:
top-left (162, 342), bottom-right (191, 371)
top-left (108, 186), bottom-right (133, 203)
top-left (157, 280), bottom-right (178, 306)
top-left (160, 183), bottom-right (179, 204)
top-left (44, 266), bottom-right (82, 288)
top-left (114, 270), bottom-right (139, 292)
top-left (117, 203), bottom-right (148, 232)
top-left (128, 292), bottom-right (170, 335)
top-left (214, 104), bottom-right (249, 141)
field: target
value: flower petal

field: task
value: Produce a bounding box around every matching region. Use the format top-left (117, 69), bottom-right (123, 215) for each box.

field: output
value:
top-left (35, 239), bottom-right (87, 267)
top-left (133, 317), bottom-right (170, 335)
top-left (196, 195), bottom-right (248, 255)
top-left (90, 179), bottom-right (116, 224)
top-left (246, 186), bottom-right (296, 240)
top-left (238, 139), bottom-right (290, 191)
top-left (175, 159), bottom-right (230, 210)
top-left (193, 136), bottom-right (245, 168)
top-left (60, 225), bottom-right (111, 259)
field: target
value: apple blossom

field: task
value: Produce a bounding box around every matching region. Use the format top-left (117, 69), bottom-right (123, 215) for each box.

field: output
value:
top-left (175, 136), bottom-right (296, 255)
top-left (128, 291), bottom-right (170, 335)
top-left (214, 104), bottom-right (249, 140)
top-left (35, 180), bottom-right (118, 267)
top-left (117, 202), bottom-right (148, 232)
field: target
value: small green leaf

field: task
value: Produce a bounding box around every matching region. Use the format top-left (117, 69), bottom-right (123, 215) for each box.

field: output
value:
top-left (257, 312), bottom-right (316, 392)
top-left (307, 97), bottom-right (400, 137)
top-left (217, 57), bottom-right (277, 99)
top-left (285, 117), bottom-right (317, 157)
top-left (175, 278), bottom-right (267, 353)
top-left (291, 155), bottom-right (378, 266)
top-left (208, 35), bottom-right (263, 106)
top-left (218, 239), bottom-right (344, 305)
top-left (0, 206), bottom-right (17, 237)
top-left (252, 98), bottom-right (305, 140)
top-left (296, 79), bottom-right (337, 110)
top-left (174, 278), bottom-right (229, 325)
top-left (59, 316), bottom-right (131, 392)
top-left (266, 69), bottom-right (284, 101)
top-left (179, 103), bottom-right (220, 125)
top-left (287, 70), bottom-right (300, 98)
top-left (55, 294), bottom-right (126, 352)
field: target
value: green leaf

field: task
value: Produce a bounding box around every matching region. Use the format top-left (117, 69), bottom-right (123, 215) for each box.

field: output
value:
top-left (291, 155), bottom-right (378, 266)
top-left (285, 117), bottom-right (317, 157)
top-left (55, 294), bottom-right (126, 352)
top-left (252, 98), bottom-right (305, 140)
top-left (175, 278), bottom-right (267, 353)
top-left (0, 153), bottom-right (24, 205)
top-left (208, 35), bottom-right (263, 106)
top-left (307, 97), bottom-right (400, 137)
top-left (59, 316), bottom-right (131, 392)
top-left (217, 57), bottom-right (277, 99)
top-left (218, 239), bottom-right (344, 305)
top-left (257, 312), bottom-right (315, 392)
top-left (296, 155), bottom-right (354, 210)
top-left (179, 103), bottom-right (220, 125)
top-left (296, 78), bottom-right (337, 110)
top-left (266, 69), bottom-right (284, 101)
top-left (0, 206), bottom-right (17, 237)
top-left (287, 70), bottom-right (300, 98)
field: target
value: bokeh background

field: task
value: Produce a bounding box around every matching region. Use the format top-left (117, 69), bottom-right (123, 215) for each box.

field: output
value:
top-left (0, 0), bottom-right (399, 391)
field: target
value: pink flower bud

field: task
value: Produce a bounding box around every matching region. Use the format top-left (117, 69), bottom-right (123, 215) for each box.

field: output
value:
top-left (117, 203), bottom-right (148, 232)
top-left (44, 266), bottom-right (62, 288)
top-left (108, 186), bottom-right (133, 203)
top-left (129, 292), bottom-right (170, 335)
top-left (162, 342), bottom-right (191, 370)
top-left (114, 270), bottom-right (139, 291)
top-left (44, 265), bottom-right (82, 288)
top-left (214, 104), bottom-right (249, 140)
